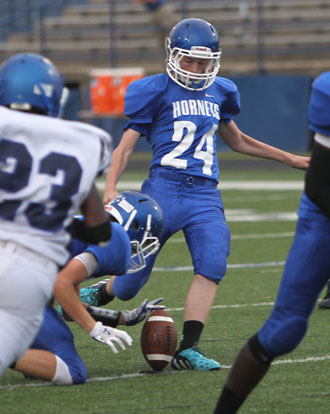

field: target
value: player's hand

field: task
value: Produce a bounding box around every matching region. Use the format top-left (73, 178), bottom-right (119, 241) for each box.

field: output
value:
top-left (289, 155), bottom-right (310, 171)
top-left (122, 298), bottom-right (165, 326)
top-left (89, 321), bottom-right (133, 353)
top-left (103, 189), bottom-right (118, 205)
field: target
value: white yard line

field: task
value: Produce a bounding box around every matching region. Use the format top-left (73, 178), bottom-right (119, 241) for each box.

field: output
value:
top-left (167, 302), bottom-right (275, 312)
top-left (169, 232), bottom-right (294, 243)
top-left (153, 260), bottom-right (286, 273)
top-left (97, 181), bottom-right (304, 191)
top-left (226, 211), bottom-right (297, 222)
top-left (2, 354), bottom-right (329, 389)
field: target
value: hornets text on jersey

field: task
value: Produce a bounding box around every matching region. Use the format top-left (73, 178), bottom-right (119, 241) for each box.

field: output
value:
top-left (124, 74), bottom-right (240, 182)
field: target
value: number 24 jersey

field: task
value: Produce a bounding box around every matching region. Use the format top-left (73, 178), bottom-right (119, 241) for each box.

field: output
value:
top-left (124, 74), bottom-right (241, 182)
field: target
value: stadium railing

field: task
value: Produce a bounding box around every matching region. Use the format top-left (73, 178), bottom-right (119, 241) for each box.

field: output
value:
top-left (0, 0), bottom-right (330, 81)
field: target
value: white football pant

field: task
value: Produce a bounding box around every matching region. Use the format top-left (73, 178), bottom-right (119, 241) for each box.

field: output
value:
top-left (0, 241), bottom-right (58, 376)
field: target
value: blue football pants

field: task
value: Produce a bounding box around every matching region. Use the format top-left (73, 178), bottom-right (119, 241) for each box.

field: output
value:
top-left (113, 173), bottom-right (231, 300)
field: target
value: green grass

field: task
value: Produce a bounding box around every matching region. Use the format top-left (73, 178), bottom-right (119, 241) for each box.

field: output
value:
top-left (2, 162), bottom-right (329, 414)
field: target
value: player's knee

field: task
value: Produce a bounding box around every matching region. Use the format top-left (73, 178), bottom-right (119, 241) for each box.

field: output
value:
top-left (72, 368), bottom-right (87, 385)
top-left (196, 247), bottom-right (228, 284)
top-left (262, 316), bottom-right (308, 357)
top-left (198, 263), bottom-right (226, 284)
top-left (113, 285), bottom-right (139, 301)
top-left (248, 333), bottom-right (274, 365)
top-left (52, 356), bottom-right (74, 386)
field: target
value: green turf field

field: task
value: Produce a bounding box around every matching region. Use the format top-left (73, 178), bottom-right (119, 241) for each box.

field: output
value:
top-left (2, 156), bottom-right (329, 414)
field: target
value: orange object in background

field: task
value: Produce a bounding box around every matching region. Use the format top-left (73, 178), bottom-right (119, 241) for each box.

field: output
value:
top-left (89, 67), bottom-right (145, 115)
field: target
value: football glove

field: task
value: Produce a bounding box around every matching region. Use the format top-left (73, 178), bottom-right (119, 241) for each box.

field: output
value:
top-left (122, 298), bottom-right (165, 326)
top-left (89, 321), bottom-right (133, 354)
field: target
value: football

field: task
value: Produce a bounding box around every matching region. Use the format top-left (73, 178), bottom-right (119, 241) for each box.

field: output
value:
top-left (140, 309), bottom-right (177, 371)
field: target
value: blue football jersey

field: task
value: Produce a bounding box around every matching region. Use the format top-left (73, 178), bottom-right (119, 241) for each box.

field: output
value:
top-left (308, 71), bottom-right (330, 136)
top-left (71, 222), bottom-right (131, 277)
top-left (124, 74), bottom-right (240, 182)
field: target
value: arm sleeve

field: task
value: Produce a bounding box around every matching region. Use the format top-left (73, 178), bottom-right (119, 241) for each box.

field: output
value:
top-left (305, 140), bottom-right (330, 219)
top-left (123, 76), bottom-right (166, 136)
top-left (97, 130), bottom-right (113, 176)
top-left (219, 79), bottom-right (241, 122)
top-left (308, 72), bottom-right (330, 136)
top-left (74, 252), bottom-right (98, 277)
top-left (84, 223), bottom-right (131, 277)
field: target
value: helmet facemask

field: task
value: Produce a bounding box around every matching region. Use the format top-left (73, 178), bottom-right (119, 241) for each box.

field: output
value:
top-left (166, 38), bottom-right (221, 91)
top-left (126, 213), bottom-right (160, 273)
top-left (105, 203), bottom-right (162, 274)
top-left (128, 236), bottom-right (159, 274)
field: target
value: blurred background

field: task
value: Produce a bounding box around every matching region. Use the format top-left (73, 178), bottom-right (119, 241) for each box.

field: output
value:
top-left (1, 0), bottom-right (329, 152)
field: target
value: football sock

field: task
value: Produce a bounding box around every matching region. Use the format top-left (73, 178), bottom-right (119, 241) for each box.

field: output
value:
top-left (214, 341), bottom-right (271, 413)
top-left (95, 284), bottom-right (115, 306)
top-left (177, 320), bottom-right (204, 351)
top-left (214, 386), bottom-right (245, 414)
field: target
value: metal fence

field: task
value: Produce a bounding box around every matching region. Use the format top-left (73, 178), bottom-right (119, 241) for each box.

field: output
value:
top-left (0, 0), bottom-right (86, 37)
top-left (0, 0), bottom-right (329, 77)
top-left (0, 0), bottom-right (267, 73)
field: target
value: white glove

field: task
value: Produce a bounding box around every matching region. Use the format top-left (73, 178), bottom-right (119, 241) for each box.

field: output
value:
top-left (122, 298), bottom-right (165, 326)
top-left (89, 321), bottom-right (133, 354)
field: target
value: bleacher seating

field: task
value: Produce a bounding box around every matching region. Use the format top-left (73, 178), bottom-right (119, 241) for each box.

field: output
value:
top-left (0, 0), bottom-right (330, 84)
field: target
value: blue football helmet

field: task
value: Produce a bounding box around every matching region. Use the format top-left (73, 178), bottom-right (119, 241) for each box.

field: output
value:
top-left (0, 53), bottom-right (66, 117)
top-left (166, 18), bottom-right (221, 91)
top-left (105, 191), bottom-right (164, 273)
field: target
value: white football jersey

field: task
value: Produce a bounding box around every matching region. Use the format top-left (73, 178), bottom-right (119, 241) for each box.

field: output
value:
top-left (0, 107), bottom-right (112, 266)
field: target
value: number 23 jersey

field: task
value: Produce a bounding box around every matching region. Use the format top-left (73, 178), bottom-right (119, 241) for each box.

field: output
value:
top-left (0, 107), bottom-right (112, 266)
top-left (124, 73), bottom-right (241, 182)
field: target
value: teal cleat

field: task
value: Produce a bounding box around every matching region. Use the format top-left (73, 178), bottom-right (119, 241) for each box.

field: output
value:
top-left (57, 278), bottom-right (111, 316)
top-left (57, 286), bottom-right (99, 316)
top-left (80, 286), bottom-right (99, 306)
top-left (171, 346), bottom-right (221, 371)
top-left (80, 278), bottom-right (110, 306)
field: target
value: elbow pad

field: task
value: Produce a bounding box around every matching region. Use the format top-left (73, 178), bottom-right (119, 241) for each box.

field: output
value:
top-left (71, 218), bottom-right (112, 246)
top-left (305, 142), bottom-right (330, 219)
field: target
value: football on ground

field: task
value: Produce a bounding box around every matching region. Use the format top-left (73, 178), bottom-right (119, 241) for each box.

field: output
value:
top-left (140, 309), bottom-right (177, 371)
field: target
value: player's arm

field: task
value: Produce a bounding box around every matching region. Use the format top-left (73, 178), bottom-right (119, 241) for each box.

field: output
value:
top-left (87, 298), bottom-right (165, 327)
top-left (219, 120), bottom-right (310, 170)
top-left (54, 257), bottom-right (98, 332)
top-left (54, 256), bottom-right (132, 353)
top-left (72, 184), bottom-right (111, 246)
top-left (103, 128), bottom-right (141, 204)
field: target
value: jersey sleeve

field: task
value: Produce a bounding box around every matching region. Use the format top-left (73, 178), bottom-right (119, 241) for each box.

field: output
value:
top-left (84, 223), bottom-right (131, 277)
top-left (308, 71), bottom-right (330, 136)
top-left (215, 77), bottom-right (241, 122)
top-left (95, 128), bottom-right (113, 176)
top-left (124, 75), bottom-right (167, 136)
top-left (71, 121), bottom-right (113, 176)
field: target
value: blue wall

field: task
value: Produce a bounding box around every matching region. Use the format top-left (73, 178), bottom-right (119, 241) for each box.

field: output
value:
top-left (226, 75), bottom-right (312, 152)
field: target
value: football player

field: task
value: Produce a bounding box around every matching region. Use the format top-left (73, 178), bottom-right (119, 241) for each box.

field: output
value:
top-left (11, 191), bottom-right (164, 385)
top-left (102, 18), bottom-right (310, 371)
top-left (80, 190), bottom-right (164, 307)
top-left (214, 72), bottom-right (330, 413)
top-left (0, 53), bottom-right (112, 376)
